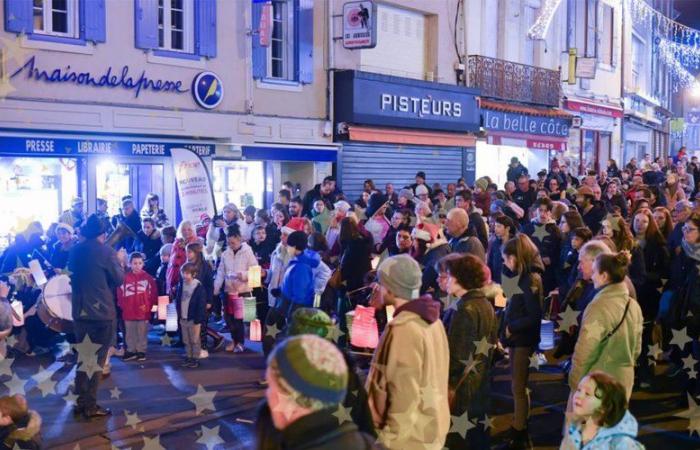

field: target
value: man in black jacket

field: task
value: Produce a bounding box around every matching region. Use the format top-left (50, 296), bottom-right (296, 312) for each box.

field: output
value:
top-left (110, 198), bottom-right (141, 252)
top-left (575, 186), bottom-right (606, 235)
top-left (302, 177), bottom-right (337, 217)
top-left (68, 214), bottom-right (125, 420)
top-left (507, 157), bottom-right (528, 182)
top-left (512, 175), bottom-right (537, 222)
top-left (454, 190), bottom-right (489, 250)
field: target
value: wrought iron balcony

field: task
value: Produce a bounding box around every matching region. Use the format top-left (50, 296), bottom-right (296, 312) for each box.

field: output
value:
top-left (467, 55), bottom-right (561, 107)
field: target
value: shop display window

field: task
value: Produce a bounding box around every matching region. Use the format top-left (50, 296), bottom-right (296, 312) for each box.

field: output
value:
top-left (96, 161), bottom-right (164, 217)
top-left (212, 161), bottom-right (264, 210)
top-left (0, 157), bottom-right (77, 246)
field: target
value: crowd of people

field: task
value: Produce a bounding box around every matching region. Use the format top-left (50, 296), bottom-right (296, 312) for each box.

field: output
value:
top-left (1, 148), bottom-right (700, 448)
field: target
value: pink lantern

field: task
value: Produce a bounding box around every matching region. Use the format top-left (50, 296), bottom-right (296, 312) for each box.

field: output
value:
top-left (157, 296), bottom-right (169, 321)
top-left (226, 293), bottom-right (244, 320)
top-left (249, 319), bottom-right (262, 342)
top-left (350, 305), bottom-right (379, 349)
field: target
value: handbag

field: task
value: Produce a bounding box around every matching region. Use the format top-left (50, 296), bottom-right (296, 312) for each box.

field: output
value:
top-left (328, 269), bottom-right (344, 290)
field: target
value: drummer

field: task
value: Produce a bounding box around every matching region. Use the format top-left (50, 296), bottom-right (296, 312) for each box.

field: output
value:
top-left (67, 214), bottom-right (125, 420)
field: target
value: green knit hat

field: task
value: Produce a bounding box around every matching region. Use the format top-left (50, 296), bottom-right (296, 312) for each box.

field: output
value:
top-left (288, 308), bottom-right (333, 340)
top-left (270, 335), bottom-right (348, 406)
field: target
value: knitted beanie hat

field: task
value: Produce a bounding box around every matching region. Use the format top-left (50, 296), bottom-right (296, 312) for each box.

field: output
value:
top-left (288, 308), bottom-right (333, 340)
top-left (270, 335), bottom-right (348, 406)
top-left (377, 254), bottom-right (422, 300)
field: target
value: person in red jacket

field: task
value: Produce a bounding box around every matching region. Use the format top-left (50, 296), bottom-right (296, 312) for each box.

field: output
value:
top-left (117, 252), bottom-right (158, 362)
top-left (166, 221), bottom-right (200, 296)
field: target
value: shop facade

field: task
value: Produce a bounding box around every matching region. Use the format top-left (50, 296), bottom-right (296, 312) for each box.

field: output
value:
top-left (563, 99), bottom-right (624, 174)
top-left (622, 95), bottom-right (671, 164)
top-left (478, 100), bottom-right (572, 188)
top-left (333, 70), bottom-right (480, 201)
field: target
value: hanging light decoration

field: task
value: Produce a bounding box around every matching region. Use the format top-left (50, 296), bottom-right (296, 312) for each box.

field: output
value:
top-left (658, 38), bottom-right (700, 92)
top-left (527, 0), bottom-right (563, 40)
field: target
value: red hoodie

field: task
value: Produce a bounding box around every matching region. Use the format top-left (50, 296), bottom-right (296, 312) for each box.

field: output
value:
top-left (117, 270), bottom-right (158, 321)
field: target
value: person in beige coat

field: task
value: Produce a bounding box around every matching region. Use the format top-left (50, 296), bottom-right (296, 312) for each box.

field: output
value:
top-left (365, 254), bottom-right (450, 449)
top-left (569, 251), bottom-right (643, 401)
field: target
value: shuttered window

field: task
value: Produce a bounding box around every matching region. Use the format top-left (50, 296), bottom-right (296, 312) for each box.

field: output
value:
top-left (134, 0), bottom-right (217, 59)
top-left (5, 0), bottom-right (105, 43)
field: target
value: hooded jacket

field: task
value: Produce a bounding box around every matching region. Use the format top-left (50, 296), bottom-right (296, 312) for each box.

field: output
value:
top-left (366, 295), bottom-right (450, 449)
top-left (560, 411), bottom-right (644, 450)
top-left (267, 243), bottom-right (292, 307)
top-left (117, 270), bottom-right (158, 321)
top-left (281, 250), bottom-right (321, 306)
top-left (213, 242), bottom-right (258, 296)
top-left (569, 282), bottom-right (643, 400)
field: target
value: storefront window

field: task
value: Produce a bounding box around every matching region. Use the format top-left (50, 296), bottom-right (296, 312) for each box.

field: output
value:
top-left (476, 141), bottom-right (528, 189)
top-left (213, 161), bottom-right (264, 210)
top-left (95, 161), bottom-right (164, 217)
top-left (0, 157), bottom-right (77, 246)
top-left (582, 130), bottom-right (596, 173)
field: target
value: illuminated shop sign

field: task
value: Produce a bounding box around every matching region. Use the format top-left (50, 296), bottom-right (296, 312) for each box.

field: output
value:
top-left (3, 136), bottom-right (214, 157)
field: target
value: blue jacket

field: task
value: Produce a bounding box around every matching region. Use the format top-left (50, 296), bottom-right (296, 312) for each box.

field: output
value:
top-left (560, 411), bottom-right (644, 450)
top-left (281, 250), bottom-right (321, 306)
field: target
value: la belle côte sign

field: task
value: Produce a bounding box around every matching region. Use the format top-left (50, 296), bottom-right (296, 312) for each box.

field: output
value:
top-left (483, 109), bottom-right (570, 138)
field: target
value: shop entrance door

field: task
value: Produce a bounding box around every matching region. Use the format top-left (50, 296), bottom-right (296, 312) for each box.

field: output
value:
top-left (88, 157), bottom-right (174, 223)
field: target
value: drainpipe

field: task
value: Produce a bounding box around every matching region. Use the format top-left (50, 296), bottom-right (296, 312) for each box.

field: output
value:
top-left (619, 0), bottom-right (626, 163)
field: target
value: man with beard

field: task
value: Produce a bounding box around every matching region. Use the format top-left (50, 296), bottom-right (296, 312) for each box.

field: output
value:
top-left (110, 197), bottom-right (142, 252)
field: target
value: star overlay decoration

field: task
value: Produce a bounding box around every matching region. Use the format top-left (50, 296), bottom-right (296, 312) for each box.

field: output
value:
top-left (670, 327), bottom-right (693, 350)
top-left (529, 353), bottom-right (541, 370)
top-left (36, 377), bottom-right (56, 397)
top-left (332, 404), bottom-right (353, 425)
top-left (449, 411), bottom-right (476, 439)
top-left (647, 343), bottom-right (663, 366)
top-left (501, 272), bottom-right (523, 299)
top-left (110, 386), bottom-right (122, 399)
top-left (675, 393), bottom-right (700, 436)
top-left (604, 214), bottom-right (621, 233)
top-left (4, 373), bottom-right (27, 396)
top-left (459, 354), bottom-right (481, 376)
top-left (196, 425), bottom-right (224, 450)
top-left (124, 410), bottom-right (142, 430)
top-left (62, 391), bottom-right (78, 406)
top-left (0, 357), bottom-right (16, 377)
top-left (141, 435), bottom-right (165, 450)
top-left (557, 306), bottom-right (580, 332)
top-left (480, 414), bottom-right (495, 431)
top-left (187, 384), bottom-right (217, 415)
top-left (473, 336), bottom-right (494, 357)
top-left (160, 334), bottom-right (172, 347)
top-left (265, 323), bottom-right (281, 339)
top-left (532, 224), bottom-right (549, 242)
top-left (326, 323), bottom-right (345, 344)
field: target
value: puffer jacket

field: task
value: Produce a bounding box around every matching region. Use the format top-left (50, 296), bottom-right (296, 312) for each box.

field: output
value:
top-left (569, 282), bottom-right (643, 400)
top-left (447, 289), bottom-right (497, 416)
top-left (560, 410), bottom-right (644, 450)
top-left (281, 250), bottom-right (321, 306)
top-left (213, 242), bottom-right (258, 296)
top-left (116, 270), bottom-right (158, 321)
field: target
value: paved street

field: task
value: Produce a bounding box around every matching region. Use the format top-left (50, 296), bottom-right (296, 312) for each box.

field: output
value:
top-left (2, 325), bottom-right (700, 449)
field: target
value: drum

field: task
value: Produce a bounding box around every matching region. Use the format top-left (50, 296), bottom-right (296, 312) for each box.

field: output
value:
top-left (37, 274), bottom-right (73, 334)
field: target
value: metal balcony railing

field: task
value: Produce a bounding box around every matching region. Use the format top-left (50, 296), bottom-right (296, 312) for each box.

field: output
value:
top-left (466, 55), bottom-right (561, 107)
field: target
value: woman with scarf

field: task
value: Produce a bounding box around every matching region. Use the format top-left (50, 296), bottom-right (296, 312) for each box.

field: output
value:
top-left (631, 209), bottom-right (669, 389)
top-left (667, 214), bottom-right (700, 395)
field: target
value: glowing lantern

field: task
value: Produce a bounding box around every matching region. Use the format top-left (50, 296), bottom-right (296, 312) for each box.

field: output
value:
top-left (350, 305), bottom-right (379, 349)
top-left (249, 319), bottom-right (262, 341)
top-left (243, 296), bottom-right (257, 322)
top-left (157, 296), bottom-right (169, 321)
top-left (165, 303), bottom-right (178, 332)
top-left (11, 301), bottom-right (24, 327)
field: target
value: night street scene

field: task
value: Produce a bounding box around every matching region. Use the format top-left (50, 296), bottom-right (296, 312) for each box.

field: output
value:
top-left (5, 0), bottom-right (700, 449)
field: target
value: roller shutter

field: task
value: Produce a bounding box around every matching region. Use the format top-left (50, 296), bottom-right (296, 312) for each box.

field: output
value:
top-left (340, 143), bottom-right (464, 202)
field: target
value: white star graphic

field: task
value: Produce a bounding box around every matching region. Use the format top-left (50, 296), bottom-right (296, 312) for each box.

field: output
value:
top-left (36, 377), bottom-right (56, 397)
top-left (187, 384), bottom-right (217, 415)
top-left (449, 411), bottom-right (476, 439)
top-left (141, 435), bottom-right (165, 450)
top-left (501, 273), bottom-right (523, 299)
top-left (0, 357), bottom-right (16, 377)
top-left (647, 343), bottom-right (663, 366)
top-left (265, 323), bottom-right (281, 339)
top-left (5, 335), bottom-right (17, 348)
top-left (529, 353), bottom-right (541, 370)
top-left (473, 336), bottom-right (494, 357)
top-left (670, 327), bottom-right (693, 350)
top-left (675, 393), bottom-right (700, 436)
top-left (110, 386), bottom-right (122, 399)
top-left (459, 354), bottom-right (481, 375)
top-left (480, 414), bottom-right (495, 430)
top-left (63, 391), bottom-right (78, 406)
top-left (332, 404), bottom-right (353, 425)
top-left (196, 425), bottom-right (224, 450)
top-left (124, 410), bottom-right (142, 430)
top-left (532, 224), bottom-right (550, 242)
top-left (160, 334), bottom-right (172, 346)
top-left (682, 355), bottom-right (697, 372)
top-left (4, 373), bottom-right (26, 396)
top-left (557, 306), bottom-right (580, 332)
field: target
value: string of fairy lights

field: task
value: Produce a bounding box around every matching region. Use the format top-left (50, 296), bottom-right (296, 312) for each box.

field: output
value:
top-left (527, 0), bottom-right (700, 91)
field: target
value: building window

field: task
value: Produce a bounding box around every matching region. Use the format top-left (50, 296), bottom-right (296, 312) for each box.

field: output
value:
top-left (158, 0), bottom-right (194, 53)
top-left (600, 4), bottom-right (614, 65)
top-left (268, 0), bottom-right (295, 80)
top-left (584, 0), bottom-right (597, 58)
top-left (632, 34), bottom-right (644, 90)
top-left (33, 0), bottom-right (79, 38)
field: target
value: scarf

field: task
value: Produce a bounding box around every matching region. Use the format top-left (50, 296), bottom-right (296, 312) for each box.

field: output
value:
top-left (682, 238), bottom-right (700, 263)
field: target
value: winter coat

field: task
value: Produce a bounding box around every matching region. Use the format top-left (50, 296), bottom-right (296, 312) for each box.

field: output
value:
top-left (50, 239), bottom-right (76, 270)
top-left (366, 296), bottom-right (450, 450)
top-left (205, 218), bottom-right (243, 257)
top-left (166, 236), bottom-right (199, 296)
top-left (606, 166), bottom-right (622, 180)
top-left (340, 236), bottom-right (373, 292)
top-left (68, 238), bottom-right (125, 321)
top-left (507, 164), bottom-right (528, 183)
top-left (499, 268), bottom-right (543, 349)
top-left (174, 279), bottom-right (207, 324)
top-left (487, 237), bottom-right (505, 284)
top-left (512, 188), bottom-right (537, 216)
top-left (636, 238), bottom-right (669, 320)
top-left (580, 204), bottom-right (606, 236)
top-left (213, 242), bottom-right (258, 296)
top-left (522, 220), bottom-right (562, 294)
top-left (279, 409), bottom-right (380, 450)
top-left (447, 289), bottom-right (497, 416)
top-left (569, 282), bottom-right (643, 399)
top-left (419, 241), bottom-right (452, 296)
top-left (195, 259), bottom-right (215, 304)
top-left (140, 207), bottom-right (169, 228)
top-left (603, 193), bottom-right (629, 218)
top-left (468, 211), bottom-right (489, 251)
top-left (670, 247), bottom-right (700, 338)
top-left (134, 230), bottom-right (163, 276)
top-left (302, 184), bottom-right (335, 218)
top-left (557, 237), bottom-right (577, 298)
top-left (117, 270), bottom-right (158, 321)
top-left (448, 231), bottom-right (486, 262)
top-left (156, 262), bottom-right (168, 296)
top-left (311, 209), bottom-right (332, 235)
top-left (249, 238), bottom-right (274, 268)
top-left (281, 250), bottom-right (321, 306)
top-left (267, 244), bottom-right (292, 307)
top-left (560, 411), bottom-right (644, 450)
top-left (668, 222), bottom-right (684, 255)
